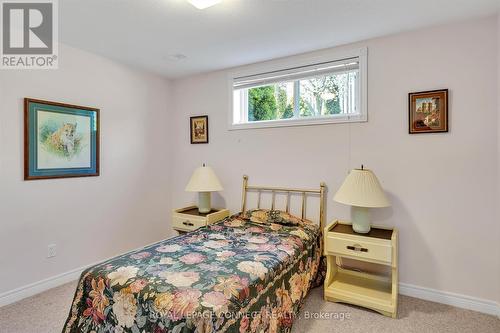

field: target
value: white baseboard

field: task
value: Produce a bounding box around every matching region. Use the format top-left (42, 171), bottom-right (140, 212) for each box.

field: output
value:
top-left (0, 238), bottom-right (166, 308)
top-left (399, 282), bottom-right (500, 317)
top-left (0, 265), bottom-right (86, 307)
top-left (1, 266), bottom-right (499, 319)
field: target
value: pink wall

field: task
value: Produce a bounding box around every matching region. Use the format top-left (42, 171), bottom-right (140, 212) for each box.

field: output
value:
top-left (170, 16), bottom-right (500, 303)
top-left (0, 44), bottom-right (172, 294)
top-left (497, 13), bottom-right (500, 304)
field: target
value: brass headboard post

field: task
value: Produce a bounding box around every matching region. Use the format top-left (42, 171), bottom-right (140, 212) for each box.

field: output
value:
top-left (301, 192), bottom-right (306, 219)
top-left (241, 175), bottom-right (249, 213)
top-left (320, 182), bottom-right (326, 232)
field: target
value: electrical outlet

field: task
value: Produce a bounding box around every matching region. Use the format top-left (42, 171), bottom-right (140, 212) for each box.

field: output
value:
top-left (47, 244), bottom-right (56, 258)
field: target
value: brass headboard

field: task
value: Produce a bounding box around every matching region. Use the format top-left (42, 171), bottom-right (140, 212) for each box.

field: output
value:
top-left (240, 175), bottom-right (327, 231)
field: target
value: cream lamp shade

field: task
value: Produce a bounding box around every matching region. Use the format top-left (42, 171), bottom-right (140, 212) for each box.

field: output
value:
top-left (185, 164), bottom-right (223, 192)
top-left (334, 168), bottom-right (390, 208)
top-left (185, 164), bottom-right (223, 213)
top-left (334, 167), bottom-right (390, 233)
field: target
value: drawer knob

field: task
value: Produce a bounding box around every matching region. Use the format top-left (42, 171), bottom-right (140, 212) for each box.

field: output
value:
top-left (347, 244), bottom-right (368, 252)
top-left (182, 221), bottom-right (194, 227)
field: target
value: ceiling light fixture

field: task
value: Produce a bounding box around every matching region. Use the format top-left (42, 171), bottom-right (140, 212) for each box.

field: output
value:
top-left (167, 54), bottom-right (188, 61)
top-left (188, 0), bottom-right (221, 10)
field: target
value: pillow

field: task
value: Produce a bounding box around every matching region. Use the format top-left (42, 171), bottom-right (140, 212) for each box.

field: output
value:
top-left (241, 209), bottom-right (313, 227)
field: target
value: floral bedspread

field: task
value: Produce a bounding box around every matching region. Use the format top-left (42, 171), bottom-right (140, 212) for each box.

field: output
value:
top-left (63, 210), bottom-right (322, 333)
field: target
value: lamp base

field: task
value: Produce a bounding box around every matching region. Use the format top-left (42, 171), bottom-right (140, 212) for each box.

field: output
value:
top-left (198, 192), bottom-right (211, 213)
top-left (352, 206), bottom-right (371, 233)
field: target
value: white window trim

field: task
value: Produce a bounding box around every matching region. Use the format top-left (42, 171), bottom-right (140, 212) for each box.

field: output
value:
top-left (228, 47), bottom-right (368, 130)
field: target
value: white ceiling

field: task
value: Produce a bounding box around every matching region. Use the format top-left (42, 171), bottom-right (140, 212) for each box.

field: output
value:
top-left (60, 0), bottom-right (500, 79)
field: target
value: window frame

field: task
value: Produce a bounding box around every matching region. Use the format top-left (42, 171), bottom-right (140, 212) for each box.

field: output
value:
top-left (228, 47), bottom-right (368, 130)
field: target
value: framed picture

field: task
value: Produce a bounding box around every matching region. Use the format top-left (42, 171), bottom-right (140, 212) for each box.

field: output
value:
top-left (190, 115), bottom-right (209, 144)
top-left (409, 89), bottom-right (448, 134)
top-left (24, 98), bottom-right (100, 180)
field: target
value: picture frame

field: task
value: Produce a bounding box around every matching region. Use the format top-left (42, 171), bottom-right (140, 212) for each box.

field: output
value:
top-left (190, 115), bottom-right (209, 144)
top-left (409, 89), bottom-right (448, 134)
top-left (24, 98), bottom-right (100, 180)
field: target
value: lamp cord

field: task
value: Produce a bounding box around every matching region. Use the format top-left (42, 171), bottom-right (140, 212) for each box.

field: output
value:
top-left (348, 122), bottom-right (352, 171)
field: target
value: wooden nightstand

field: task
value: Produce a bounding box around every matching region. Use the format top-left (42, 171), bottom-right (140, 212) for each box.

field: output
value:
top-left (323, 220), bottom-right (398, 318)
top-left (172, 206), bottom-right (230, 234)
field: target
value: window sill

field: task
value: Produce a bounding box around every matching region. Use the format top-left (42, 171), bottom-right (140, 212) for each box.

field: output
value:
top-left (229, 114), bottom-right (367, 130)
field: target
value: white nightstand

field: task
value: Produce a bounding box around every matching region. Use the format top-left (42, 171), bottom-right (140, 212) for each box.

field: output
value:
top-left (323, 220), bottom-right (398, 318)
top-left (172, 206), bottom-right (230, 234)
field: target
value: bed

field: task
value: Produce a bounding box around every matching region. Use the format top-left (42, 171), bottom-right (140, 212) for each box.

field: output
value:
top-left (63, 176), bottom-right (326, 333)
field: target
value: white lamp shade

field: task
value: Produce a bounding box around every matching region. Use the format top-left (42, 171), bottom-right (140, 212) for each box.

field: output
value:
top-left (333, 169), bottom-right (390, 208)
top-left (185, 165), bottom-right (223, 192)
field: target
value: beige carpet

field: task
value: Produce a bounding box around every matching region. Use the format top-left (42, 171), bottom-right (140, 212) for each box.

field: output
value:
top-left (0, 282), bottom-right (498, 333)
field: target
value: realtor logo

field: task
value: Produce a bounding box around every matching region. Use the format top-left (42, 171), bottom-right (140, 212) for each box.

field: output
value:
top-left (1, 0), bottom-right (58, 69)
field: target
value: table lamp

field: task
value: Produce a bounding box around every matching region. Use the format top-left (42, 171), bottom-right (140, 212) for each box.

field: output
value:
top-left (333, 166), bottom-right (390, 233)
top-left (185, 164), bottom-right (223, 213)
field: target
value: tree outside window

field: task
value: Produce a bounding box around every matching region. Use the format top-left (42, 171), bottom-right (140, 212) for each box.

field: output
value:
top-left (246, 71), bottom-right (354, 121)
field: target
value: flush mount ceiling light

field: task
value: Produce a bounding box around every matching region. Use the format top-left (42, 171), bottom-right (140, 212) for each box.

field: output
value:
top-left (188, 0), bottom-right (221, 10)
top-left (167, 53), bottom-right (187, 61)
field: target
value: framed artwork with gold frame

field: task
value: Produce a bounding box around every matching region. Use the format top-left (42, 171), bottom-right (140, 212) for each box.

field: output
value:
top-left (190, 115), bottom-right (209, 144)
top-left (409, 89), bottom-right (448, 134)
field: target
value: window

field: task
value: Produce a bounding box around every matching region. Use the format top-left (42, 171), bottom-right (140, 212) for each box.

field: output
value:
top-left (230, 49), bottom-right (367, 129)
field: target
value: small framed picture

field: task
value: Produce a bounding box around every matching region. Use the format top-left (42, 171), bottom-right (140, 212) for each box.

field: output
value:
top-left (24, 98), bottom-right (100, 180)
top-left (190, 115), bottom-right (209, 144)
top-left (409, 89), bottom-right (448, 134)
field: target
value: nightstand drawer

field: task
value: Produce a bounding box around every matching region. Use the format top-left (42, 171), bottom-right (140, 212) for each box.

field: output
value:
top-left (172, 215), bottom-right (206, 231)
top-left (172, 206), bottom-right (230, 234)
top-left (325, 234), bottom-right (392, 264)
top-left (324, 220), bottom-right (398, 318)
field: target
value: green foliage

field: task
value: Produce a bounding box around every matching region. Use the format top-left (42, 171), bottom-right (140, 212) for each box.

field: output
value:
top-left (38, 120), bottom-right (58, 142)
top-left (247, 74), bottom-right (345, 120)
top-left (281, 104), bottom-right (294, 119)
top-left (301, 76), bottom-right (341, 116)
top-left (248, 86), bottom-right (277, 121)
top-left (325, 97), bottom-right (341, 114)
top-left (299, 98), bottom-right (313, 117)
top-left (277, 86), bottom-right (293, 119)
